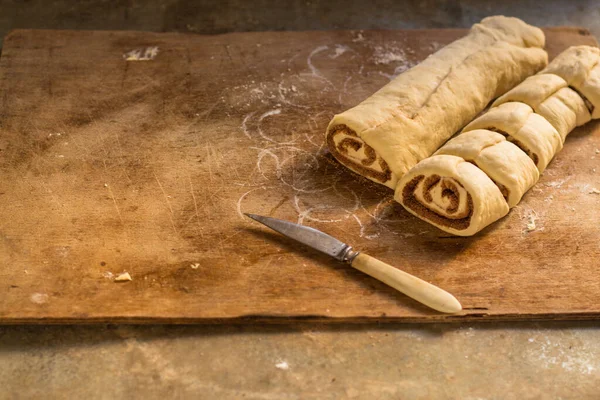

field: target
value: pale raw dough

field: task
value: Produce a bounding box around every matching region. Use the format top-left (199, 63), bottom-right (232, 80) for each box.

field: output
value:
top-left (396, 45), bottom-right (600, 236)
top-left (435, 129), bottom-right (540, 207)
top-left (493, 74), bottom-right (591, 140)
top-left (462, 102), bottom-right (563, 172)
top-left (326, 16), bottom-right (547, 188)
top-left (395, 155), bottom-right (509, 236)
top-left (492, 74), bottom-right (567, 109)
top-left (583, 62), bottom-right (600, 119)
top-left (541, 45), bottom-right (600, 118)
top-left (536, 87), bottom-right (591, 141)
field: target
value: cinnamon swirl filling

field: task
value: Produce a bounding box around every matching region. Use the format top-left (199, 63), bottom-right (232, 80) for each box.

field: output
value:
top-left (569, 85), bottom-right (595, 114)
top-left (485, 127), bottom-right (540, 168)
top-left (402, 174), bottom-right (474, 231)
top-left (327, 124), bottom-right (393, 186)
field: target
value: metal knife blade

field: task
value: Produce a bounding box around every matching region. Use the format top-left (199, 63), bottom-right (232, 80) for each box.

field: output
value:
top-left (244, 213), bottom-right (355, 262)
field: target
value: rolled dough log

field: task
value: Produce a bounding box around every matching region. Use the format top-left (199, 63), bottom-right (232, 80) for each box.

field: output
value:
top-left (326, 16), bottom-right (547, 189)
top-left (395, 155), bottom-right (509, 236)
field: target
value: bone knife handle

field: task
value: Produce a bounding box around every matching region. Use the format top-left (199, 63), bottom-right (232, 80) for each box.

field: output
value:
top-left (350, 253), bottom-right (462, 314)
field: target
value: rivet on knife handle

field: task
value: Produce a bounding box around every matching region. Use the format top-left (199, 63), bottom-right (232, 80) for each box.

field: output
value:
top-left (244, 213), bottom-right (462, 314)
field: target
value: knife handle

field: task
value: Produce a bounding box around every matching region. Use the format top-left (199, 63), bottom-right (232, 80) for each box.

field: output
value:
top-left (350, 253), bottom-right (462, 314)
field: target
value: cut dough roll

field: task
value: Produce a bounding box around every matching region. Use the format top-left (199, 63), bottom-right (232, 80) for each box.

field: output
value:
top-left (396, 45), bottom-right (600, 236)
top-left (395, 155), bottom-right (509, 236)
top-left (541, 45), bottom-right (600, 118)
top-left (493, 74), bottom-right (592, 140)
top-left (326, 16), bottom-right (547, 189)
top-left (434, 130), bottom-right (540, 207)
top-left (462, 102), bottom-right (563, 172)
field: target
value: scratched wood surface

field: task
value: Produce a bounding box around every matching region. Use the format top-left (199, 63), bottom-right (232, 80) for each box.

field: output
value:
top-left (0, 27), bottom-right (599, 323)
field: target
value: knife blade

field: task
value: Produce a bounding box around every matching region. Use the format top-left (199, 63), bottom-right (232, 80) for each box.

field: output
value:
top-left (245, 213), bottom-right (462, 314)
top-left (244, 213), bottom-right (355, 262)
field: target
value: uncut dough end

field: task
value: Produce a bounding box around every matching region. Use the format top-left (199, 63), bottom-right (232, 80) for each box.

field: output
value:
top-left (477, 15), bottom-right (545, 48)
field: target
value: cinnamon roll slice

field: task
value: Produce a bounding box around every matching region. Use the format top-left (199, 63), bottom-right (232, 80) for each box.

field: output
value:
top-left (462, 102), bottom-right (562, 172)
top-left (396, 155), bottom-right (509, 236)
top-left (434, 130), bottom-right (540, 207)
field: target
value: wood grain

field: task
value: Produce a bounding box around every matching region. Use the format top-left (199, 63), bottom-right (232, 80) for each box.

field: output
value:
top-left (0, 27), bottom-right (598, 324)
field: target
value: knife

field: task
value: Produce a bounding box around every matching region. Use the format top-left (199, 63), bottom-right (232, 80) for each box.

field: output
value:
top-left (245, 213), bottom-right (462, 314)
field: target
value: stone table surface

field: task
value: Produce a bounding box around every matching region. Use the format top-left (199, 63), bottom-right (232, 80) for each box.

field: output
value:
top-left (1, 1), bottom-right (600, 399)
top-left (2, 322), bottom-right (600, 399)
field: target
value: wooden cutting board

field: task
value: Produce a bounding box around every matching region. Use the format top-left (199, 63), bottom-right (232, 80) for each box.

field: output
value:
top-left (1, 27), bottom-right (599, 323)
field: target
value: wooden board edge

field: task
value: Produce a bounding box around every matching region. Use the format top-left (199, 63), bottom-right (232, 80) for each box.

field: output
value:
top-left (2, 312), bottom-right (600, 325)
